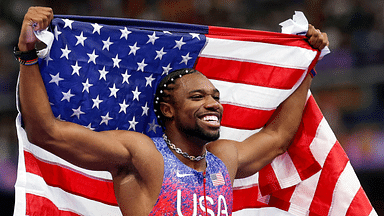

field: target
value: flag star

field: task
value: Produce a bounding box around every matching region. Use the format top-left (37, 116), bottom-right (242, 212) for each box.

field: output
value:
top-left (54, 26), bottom-right (62, 41)
top-left (91, 23), bottom-right (103, 34)
top-left (87, 50), bottom-right (99, 64)
top-left (71, 106), bottom-right (85, 119)
top-left (120, 27), bottom-right (131, 39)
top-left (71, 61), bottom-right (82, 76)
top-left (75, 32), bottom-right (87, 46)
top-left (100, 112), bottom-right (113, 125)
top-left (102, 37), bottom-right (114, 51)
top-left (162, 63), bottom-right (172, 75)
top-left (122, 70), bottom-right (131, 84)
top-left (56, 115), bottom-right (62, 120)
top-left (63, 19), bottom-right (74, 29)
top-left (189, 33), bottom-right (201, 40)
top-left (109, 83), bottom-right (120, 98)
top-left (145, 74), bottom-right (155, 87)
top-left (112, 54), bottom-right (122, 68)
top-left (148, 119), bottom-right (160, 133)
top-left (147, 32), bottom-right (159, 45)
top-left (98, 66), bottom-right (109, 80)
top-left (82, 78), bottom-right (93, 93)
top-left (60, 45), bottom-right (71, 59)
top-left (163, 30), bottom-right (172, 34)
top-left (174, 37), bottom-right (186, 50)
top-left (141, 102), bottom-right (149, 116)
top-left (61, 89), bottom-right (75, 102)
top-left (86, 123), bottom-right (95, 131)
top-left (127, 42), bottom-right (140, 56)
top-left (132, 86), bottom-right (141, 101)
top-left (180, 52), bottom-right (192, 65)
top-left (45, 55), bottom-right (53, 66)
top-left (119, 99), bottom-right (130, 114)
top-left (155, 47), bottom-right (167, 60)
top-left (137, 59), bottom-right (147, 72)
top-left (128, 116), bottom-right (138, 131)
top-left (92, 95), bottom-right (103, 109)
top-left (49, 73), bottom-right (64, 86)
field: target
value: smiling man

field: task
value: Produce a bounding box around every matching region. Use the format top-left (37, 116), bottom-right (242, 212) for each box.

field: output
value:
top-left (16, 6), bottom-right (328, 216)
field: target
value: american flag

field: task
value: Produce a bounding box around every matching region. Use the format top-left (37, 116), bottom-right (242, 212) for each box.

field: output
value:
top-left (14, 15), bottom-right (376, 216)
top-left (211, 172), bottom-right (225, 186)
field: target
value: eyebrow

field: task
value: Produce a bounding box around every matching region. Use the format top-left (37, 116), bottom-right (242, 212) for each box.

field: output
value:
top-left (188, 89), bottom-right (220, 95)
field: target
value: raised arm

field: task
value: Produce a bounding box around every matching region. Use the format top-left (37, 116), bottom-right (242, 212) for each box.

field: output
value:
top-left (17, 7), bottom-right (155, 174)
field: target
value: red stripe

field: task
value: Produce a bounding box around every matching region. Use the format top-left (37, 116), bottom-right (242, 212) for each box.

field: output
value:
top-left (207, 26), bottom-right (318, 50)
top-left (26, 193), bottom-right (81, 216)
top-left (346, 187), bottom-right (374, 216)
top-left (267, 186), bottom-right (296, 211)
top-left (233, 185), bottom-right (269, 211)
top-left (196, 57), bottom-right (305, 89)
top-left (288, 96), bottom-right (322, 180)
top-left (259, 164), bottom-right (281, 196)
top-left (309, 141), bottom-right (349, 216)
top-left (221, 104), bottom-right (275, 130)
top-left (24, 151), bottom-right (118, 206)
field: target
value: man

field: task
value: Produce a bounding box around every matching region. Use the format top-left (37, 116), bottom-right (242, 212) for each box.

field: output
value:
top-left (16, 6), bottom-right (328, 215)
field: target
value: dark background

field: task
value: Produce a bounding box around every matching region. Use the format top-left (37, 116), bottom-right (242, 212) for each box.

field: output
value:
top-left (1, 0), bottom-right (383, 215)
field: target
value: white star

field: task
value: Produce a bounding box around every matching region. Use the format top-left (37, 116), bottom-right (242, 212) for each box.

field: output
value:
top-left (180, 52), bottom-right (192, 65)
top-left (86, 123), bottom-right (95, 131)
top-left (82, 78), bottom-right (93, 93)
top-left (148, 119), bottom-right (160, 133)
top-left (61, 89), bottom-right (75, 102)
top-left (91, 23), bottom-right (103, 34)
top-left (45, 55), bottom-right (53, 66)
top-left (163, 30), bottom-right (172, 34)
top-left (54, 26), bottom-right (62, 41)
top-left (102, 37), bottom-right (114, 51)
top-left (145, 74), bottom-right (155, 87)
top-left (189, 33), bottom-right (201, 40)
top-left (141, 102), bottom-right (149, 116)
top-left (87, 49), bottom-right (99, 64)
top-left (137, 59), bottom-right (147, 72)
top-left (122, 70), bottom-right (131, 84)
top-left (120, 27), bottom-right (131, 39)
top-left (49, 73), bottom-right (64, 86)
top-left (132, 86), bottom-right (141, 101)
top-left (129, 42), bottom-right (140, 55)
top-left (112, 54), bottom-right (122, 68)
top-left (92, 95), bottom-right (103, 109)
top-left (147, 32), bottom-right (159, 45)
top-left (128, 116), bottom-right (138, 131)
top-left (119, 99), bottom-right (130, 114)
top-left (71, 106), bottom-right (85, 119)
top-left (100, 112), bottom-right (113, 125)
top-left (162, 63), bottom-right (172, 75)
top-left (174, 37), bottom-right (186, 50)
top-left (63, 19), bottom-right (74, 29)
top-left (75, 32), bottom-right (87, 46)
top-left (155, 47), bottom-right (167, 60)
top-left (109, 83), bottom-right (120, 98)
top-left (60, 45), bottom-right (71, 59)
top-left (98, 66), bottom-right (109, 80)
top-left (71, 61), bottom-right (82, 76)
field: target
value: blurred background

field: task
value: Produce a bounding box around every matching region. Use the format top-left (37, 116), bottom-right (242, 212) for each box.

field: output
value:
top-left (1, 0), bottom-right (383, 215)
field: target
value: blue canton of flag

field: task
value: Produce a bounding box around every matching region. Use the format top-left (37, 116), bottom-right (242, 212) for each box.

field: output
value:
top-left (38, 16), bottom-right (207, 136)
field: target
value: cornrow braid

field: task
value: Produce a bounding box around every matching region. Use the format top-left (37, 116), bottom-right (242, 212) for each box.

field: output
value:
top-left (154, 68), bottom-right (198, 130)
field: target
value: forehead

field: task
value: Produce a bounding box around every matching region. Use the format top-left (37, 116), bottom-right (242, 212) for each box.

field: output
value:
top-left (175, 72), bottom-right (218, 94)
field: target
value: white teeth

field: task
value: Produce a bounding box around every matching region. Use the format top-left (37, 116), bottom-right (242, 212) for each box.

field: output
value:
top-left (202, 115), bottom-right (218, 121)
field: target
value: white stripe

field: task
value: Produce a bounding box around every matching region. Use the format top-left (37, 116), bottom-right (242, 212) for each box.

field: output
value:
top-left (288, 171), bottom-right (321, 216)
top-left (233, 172), bottom-right (259, 188)
top-left (25, 172), bottom-right (122, 216)
top-left (309, 118), bottom-right (337, 167)
top-left (271, 152), bottom-right (301, 189)
top-left (17, 122), bottom-right (112, 180)
top-left (202, 37), bottom-right (317, 69)
top-left (328, 162), bottom-right (361, 216)
top-left (210, 79), bottom-right (293, 110)
top-left (233, 207), bottom-right (296, 216)
top-left (369, 209), bottom-right (378, 216)
top-left (220, 126), bottom-right (261, 142)
top-left (14, 114), bottom-right (27, 216)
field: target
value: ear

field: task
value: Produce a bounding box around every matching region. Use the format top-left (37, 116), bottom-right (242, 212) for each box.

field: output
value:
top-left (160, 102), bottom-right (174, 119)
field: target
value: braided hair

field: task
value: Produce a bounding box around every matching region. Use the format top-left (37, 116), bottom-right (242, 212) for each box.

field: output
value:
top-left (154, 68), bottom-right (198, 130)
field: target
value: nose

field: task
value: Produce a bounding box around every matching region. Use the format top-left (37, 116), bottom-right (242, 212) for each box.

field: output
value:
top-left (205, 95), bottom-right (222, 111)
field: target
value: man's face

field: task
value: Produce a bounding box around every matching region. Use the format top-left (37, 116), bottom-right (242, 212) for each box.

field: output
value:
top-left (171, 72), bottom-right (223, 142)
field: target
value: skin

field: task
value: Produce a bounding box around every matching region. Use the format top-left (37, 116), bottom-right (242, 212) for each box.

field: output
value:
top-left (18, 7), bottom-right (328, 215)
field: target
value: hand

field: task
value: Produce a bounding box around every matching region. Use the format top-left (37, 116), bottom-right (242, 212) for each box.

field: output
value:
top-left (18, 7), bottom-right (54, 51)
top-left (306, 24), bottom-right (329, 50)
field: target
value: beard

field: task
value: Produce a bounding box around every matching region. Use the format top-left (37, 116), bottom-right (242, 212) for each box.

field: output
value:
top-left (180, 122), bottom-right (220, 142)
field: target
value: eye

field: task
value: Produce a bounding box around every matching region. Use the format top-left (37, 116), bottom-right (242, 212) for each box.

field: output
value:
top-left (190, 94), bottom-right (204, 100)
top-left (213, 96), bottom-right (220, 101)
